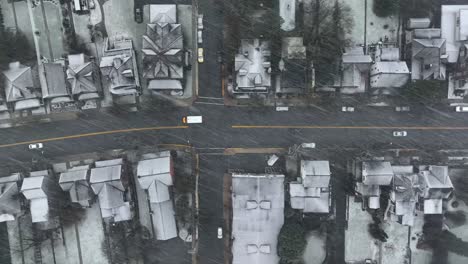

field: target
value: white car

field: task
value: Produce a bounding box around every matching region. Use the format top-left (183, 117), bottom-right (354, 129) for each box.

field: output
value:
top-left (276, 106), bottom-right (289, 111)
top-left (455, 106), bottom-right (468, 112)
top-left (198, 48), bottom-right (204, 63)
top-left (341, 106), bottom-right (355, 112)
top-left (29, 143), bottom-right (43, 149)
top-left (301, 143), bottom-right (316, 149)
top-left (197, 30), bottom-right (203, 44)
top-left (197, 14), bottom-right (204, 30)
top-left (393, 131), bottom-right (407, 137)
top-left (217, 227), bottom-right (222, 239)
top-left (396, 106), bottom-right (410, 112)
top-left (182, 116), bottom-right (203, 124)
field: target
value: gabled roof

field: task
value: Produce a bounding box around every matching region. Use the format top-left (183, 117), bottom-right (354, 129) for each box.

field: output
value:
top-left (151, 200), bottom-right (177, 240)
top-left (2, 62), bottom-right (35, 102)
top-left (42, 63), bottom-right (70, 99)
top-left (137, 156), bottom-right (173, 188)
top-left (362, 161), bottom-right (394, 186)
top-left (21, 172), bottom-right (49, 200)
top-left (0, 173), bottom-right (22, 221)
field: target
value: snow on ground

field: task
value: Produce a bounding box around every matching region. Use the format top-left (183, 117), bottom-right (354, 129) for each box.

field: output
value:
top-left (380, 219), bottom-right (410, 264)
top-left (303, 230), bottom-right (326, 264)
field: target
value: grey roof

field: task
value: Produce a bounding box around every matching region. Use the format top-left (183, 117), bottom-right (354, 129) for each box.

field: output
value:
top-left (407, 18), bottom-right (431, 29)
top-left (380, 47), bottom-right (400, 61)
top-left (301, 161), bottom-right (331, 188)
top-left (232, 174), bottom-right (284, 264)
top-left (59, 168), bottom-right (92, 207)
top-left (42, 63), bottom-right (69, 99)
top-left (235, 39), bottom-right (271, 92)
top-left (100, 54), bottom-right (137, 94)
top-left (304, 192), bottom-right (329, 213)
top-left (21, 171), bottom-right (53, 223)
top-left (370, 61), bottom-right (410, 88)
top-left (67, 54), bottom-right (99, 95)
top-left (281, 37), bottom-right (306, 60)
top-left (13, 98), bottom-right (41, 111)
top-left (0, 173), bottom-right (22, 222)
top-left (142, 23), bottom-right (184, 80)
top-left (411, 38), bottom-right (446, 80)
top-left (342, 54), bottom-right (372, 64)
top-left (149, 5), bottom-right (177, 24)
top-left (2, 62), bottom-right (35, 102)
top-left (21, 175), bottom-right (46, 200)
top-left (413, 28), bottom-right (441, 39)
top-left (362, 161), bottom-right (394, 186)
top-left (424, 199), bottom-right (443, 214)
top-left (137, 156), bottom-right (173, 188)
top-left (151, 200), bottom-right (177, 240)
top-left (147, 79), bottom-right (183, 90)
top-left (356, 183), bottom-right (381, 197)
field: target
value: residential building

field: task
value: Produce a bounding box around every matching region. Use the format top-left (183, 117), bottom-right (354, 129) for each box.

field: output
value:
top-left (340, 47), bottom-right (372, 93)
top-left (391, 165), bottom-right (420, 226)
top-left (370, 61), bottom-right (410, 88)
top-left (40, 62), bottom-right (71, 102)
top-left (448, 44), bottom-right (468, 99)
top-left (90, 159), bottom-right (132, 222)
top-left (355, 161), bottom-right (393, 209)
top-left (277, 37), bottom-right (308, 94)
top-left (441, 5), bottom-right (468, 63)
top-left (20, 170), bottom-right (60, 229)
top-left (2, 62), bottom-right (41, 111)
top-left (289, 160), bottom-right (331, 213)
top-left (142, 5), bottom-right (185, 93)
top-left (418, 165), bottom-right (453, 214)
top-left (410, 28), bottom-right (447, 80)
top-left (279, 0), bottom-right (295, 31)
top-left (0, 173), bottom-right (23, 222)
top-left (67, 54), bottom-right (101, 102)
top-left (100, 38), bottom-right (140, 98)
top-left (231, 173), bottom-right (284, 264)
top-left (233, 39), bottom-right (272, 95)
top-left (59, 165), bottom-right (93, 207)
top-left (137, 152), bottom-right (177, 240)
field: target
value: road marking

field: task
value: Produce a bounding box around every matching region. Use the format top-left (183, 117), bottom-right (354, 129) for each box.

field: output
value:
top-left (0, 126), bottom-right (188, 148)
top-left (232, 125), bottom-right (468, 130)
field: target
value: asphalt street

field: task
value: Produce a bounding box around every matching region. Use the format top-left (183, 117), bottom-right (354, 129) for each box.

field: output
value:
top-left (2, 1), bottom-right (468, 263)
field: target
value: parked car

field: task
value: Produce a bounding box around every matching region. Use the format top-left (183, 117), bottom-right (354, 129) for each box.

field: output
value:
top-left (182, 116), bottom-right (203, 124)
top-left (197, 14), bottom-right (204, 30)
top-left (197, 30), bottom-right (203, 44)
top-left (455, 106), bottom-right (468, 112)
top-left (396, 106), bottom-right (410, 112)
top-left (393, 131), bottom-right (407, 137)
top-left (341, 106), bottom-right (355, 112)
top-left (29, 143), bottom-right (43, 150)
top-left (198, 48), bottom-right (204, 63)
top-left (301, 143), bottom-right (316, 149)
top-left (217, 51), bottom-right (223, 63)
top-left (135, 7), bottom-right (143, 23)
top-left (217, 227), bottom-right (223, 239)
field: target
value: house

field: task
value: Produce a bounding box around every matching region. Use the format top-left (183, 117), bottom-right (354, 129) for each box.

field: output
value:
top-left (391, 165), bottom-right (420, 226)
top-left (67, 54), bottom-right (101, 102)
top-left (340, 47), bottom-right (372, 93)
top-left (0, 173), bottom-right (23, 222)
top-left (100, 38), bottom-right (140, 97)
top-left (418, 165), bottom-right (453, 214)
top-left (231, 174), bottom-right (284, 264)
top-left (142, 5), bottom-right (185, 93)
top-left (362, 161), bottom-right (394, 186)
top-left (410, 29), bottom-right (447, 80)
top-left (289, 160), bottom-right (331, 213)
top-left (136, 152), bottom-right (177, 240)
top-left (20, 170), bottom-right (60, 229)
top-left (279, 0), bottom-right (295, 31)
top-left (2, 62), bottom-right (41, 111)
top-left (89, 159), bottom-right (132, 222)
top-left (441, 5), bottom-right (468, 63)
top-left (233, 39), bottom-right (272, 95)
top-left (59, 165), bottom-right (93, 207)
top-left (40, 62), bottom-right (71, 102)
top-left (448, 44), bottom-right (468, 99)
top-left (277, 37), bottom-right (308, 94)
top-left (370, 61), bottom-right (410, 88)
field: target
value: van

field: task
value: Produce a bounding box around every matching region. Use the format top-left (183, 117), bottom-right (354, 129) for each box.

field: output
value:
top-left (455, 106), bottom-right (468, 112)
top-left (182, 116), bottom-right (203, 124)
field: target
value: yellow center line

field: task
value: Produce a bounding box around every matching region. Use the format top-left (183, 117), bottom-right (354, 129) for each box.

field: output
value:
top-left (0, 126), bottom-right (188, 149)
top-left (232, 125), bottom-right (468, 130)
